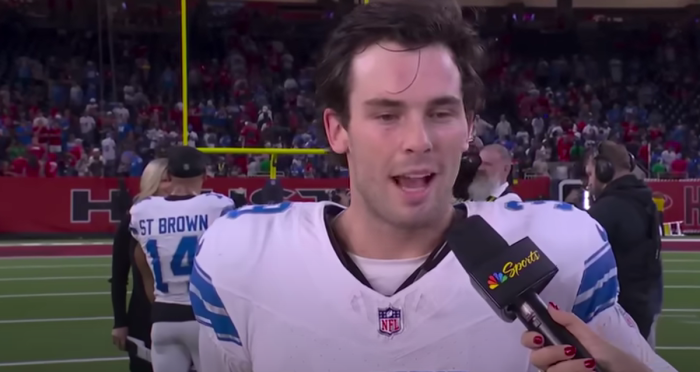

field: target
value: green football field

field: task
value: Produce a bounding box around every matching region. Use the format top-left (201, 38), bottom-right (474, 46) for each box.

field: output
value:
top-left (0, 251), bottom-right (699, 371)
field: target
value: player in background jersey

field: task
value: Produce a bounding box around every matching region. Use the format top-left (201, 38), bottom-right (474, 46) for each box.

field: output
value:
top-left (191, 1), bottom-right (675, 371)
top-left (131, 146), bottom-right (234, 372)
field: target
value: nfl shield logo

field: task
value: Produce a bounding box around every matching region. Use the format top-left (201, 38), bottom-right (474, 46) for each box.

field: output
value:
top-left (378, 306), bottom-right (403, 336)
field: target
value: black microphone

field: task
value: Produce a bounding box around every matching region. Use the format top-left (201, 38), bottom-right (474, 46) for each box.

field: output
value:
top-left (447, 215), bottom-right (602, 369)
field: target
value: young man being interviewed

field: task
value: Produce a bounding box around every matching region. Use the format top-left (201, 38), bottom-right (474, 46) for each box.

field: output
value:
top-left (190, 1), bottom-right (675, 371)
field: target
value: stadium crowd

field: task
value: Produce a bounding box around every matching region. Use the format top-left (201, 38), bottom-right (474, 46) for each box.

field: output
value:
top-left (1, 5), bottom-right (700, 180)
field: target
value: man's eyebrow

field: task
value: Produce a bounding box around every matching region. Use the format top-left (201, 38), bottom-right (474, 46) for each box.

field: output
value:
top-left (362, 96), bottom-right (462, 108)
top-left (363, 98), bottom-right (405, 108)
top-left (427, 96), bottom-right (463, 107)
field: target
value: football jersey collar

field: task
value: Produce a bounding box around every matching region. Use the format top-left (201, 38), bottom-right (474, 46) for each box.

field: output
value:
top-left (322, 205), bottom-right (462, 296)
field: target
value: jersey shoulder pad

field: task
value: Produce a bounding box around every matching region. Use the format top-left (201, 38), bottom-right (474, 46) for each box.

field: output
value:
top-left (509, 200), bottom-right (606, 261)
top-left (468, 200), bottom-right (607, 266)
top-left (196, 201), bottom-right (317, 277)
top-left (129, 196), bottom-right (161, 218)
top-left (473, 200), bottom-right (612, 319)
top-left (197, 192), bottom-right (235, 212)
top-left (201, 192), bottom-right (231, 202)
top-left (195, 202), bottom-right (329, 297)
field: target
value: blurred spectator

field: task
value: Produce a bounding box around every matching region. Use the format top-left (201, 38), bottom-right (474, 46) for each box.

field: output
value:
top-left (88, 148), bottom-right (104, 177)
top-left (1, 5), bottom-right (700, 180)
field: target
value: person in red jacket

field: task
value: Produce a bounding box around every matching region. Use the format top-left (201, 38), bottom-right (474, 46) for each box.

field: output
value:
top-left (10, 155), bottom-right (28, 176)
top-left (44, 158), bottom-right (58, 177)
top-left (556, 134), bottom-right (573, 162)
top-left (670, 156), bottom-right (689, 177)
top-left (25, 154), bottom-right (41, 177)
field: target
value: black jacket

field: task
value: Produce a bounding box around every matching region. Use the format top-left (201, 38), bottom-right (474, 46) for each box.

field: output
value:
top-left (587, 174), bottom-right (662, 338)
top-left (110, 212), bottom-right (152, 340)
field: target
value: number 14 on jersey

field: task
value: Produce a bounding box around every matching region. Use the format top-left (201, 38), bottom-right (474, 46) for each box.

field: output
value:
top-left (145, 236), bottom-right (198, 293)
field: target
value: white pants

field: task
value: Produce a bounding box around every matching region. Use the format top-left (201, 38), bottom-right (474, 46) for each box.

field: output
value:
top-left (151, 321), bottom-right (201, 372)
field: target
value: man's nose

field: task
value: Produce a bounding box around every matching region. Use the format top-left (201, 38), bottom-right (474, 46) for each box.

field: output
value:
top-left (402, 119), bottom-right (433, 154)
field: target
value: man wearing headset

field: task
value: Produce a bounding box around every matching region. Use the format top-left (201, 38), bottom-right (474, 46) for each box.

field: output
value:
top-left (583, 140), bottom-right (663, 345)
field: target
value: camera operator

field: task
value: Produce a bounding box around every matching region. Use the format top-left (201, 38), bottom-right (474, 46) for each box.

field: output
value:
top-left (467, 144), bottom-right (520, 202)
top-left (453, 137), bottom-right (483, 202)
top-left (453, 140), bottom-right (520, 203)
top-left (582, 141), bottom-right (663, 342)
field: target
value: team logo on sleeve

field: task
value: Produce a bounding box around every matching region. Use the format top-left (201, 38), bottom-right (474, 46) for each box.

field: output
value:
top-left (378, 306), bottom-right (403, 336)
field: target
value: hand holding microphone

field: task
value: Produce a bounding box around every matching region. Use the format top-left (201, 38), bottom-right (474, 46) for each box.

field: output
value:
top-left (446, 215), bottom-right (651, 372)
top-left (523, 304), bottom-right (653, 372)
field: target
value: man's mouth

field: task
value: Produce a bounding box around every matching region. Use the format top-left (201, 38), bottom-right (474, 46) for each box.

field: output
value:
top-left (391, 173), bottom-right (436, 192)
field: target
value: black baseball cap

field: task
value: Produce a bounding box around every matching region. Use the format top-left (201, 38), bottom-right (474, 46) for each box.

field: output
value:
top-left (167, 146), bottom-right (207, 178)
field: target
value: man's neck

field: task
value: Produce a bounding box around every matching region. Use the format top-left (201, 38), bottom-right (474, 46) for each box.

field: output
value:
top-left (170, 185), bottom-right (200, 196)
top-left (333, 202), bottom-right (453, 260)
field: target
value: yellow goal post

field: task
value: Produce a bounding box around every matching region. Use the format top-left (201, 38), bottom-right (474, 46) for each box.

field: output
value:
top-left (178, 0), bottom-right (329, 179)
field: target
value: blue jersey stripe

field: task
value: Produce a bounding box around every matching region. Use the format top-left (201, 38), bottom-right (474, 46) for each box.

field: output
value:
top-left (190, 262), bottom-right (220, 306)
top-left (193, 260), bottom-right (212, 280)
top-left (573, 276), bottom-right (618, 323)
top-left (584, 242), bottom-right (610, 266)
top-left (578, 243), bottom-right (616, 294)
top-left (189, 260), bottom-right (241, 345)
top-left (572, 244), bottom-right (619, 323)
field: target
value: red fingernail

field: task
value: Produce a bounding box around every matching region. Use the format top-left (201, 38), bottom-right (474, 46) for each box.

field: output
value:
top-left (533, 335), bottom-right (543, 345)
top-left (584, 359), bottom-right (596, 369)
top-left (549, 302), bottom-right (560, 310)
top-left (564, 346), bottom-right (576, 356)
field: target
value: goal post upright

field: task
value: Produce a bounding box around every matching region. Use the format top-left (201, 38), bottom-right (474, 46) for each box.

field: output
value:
top-left (180, 0), bottom-right (190, 145)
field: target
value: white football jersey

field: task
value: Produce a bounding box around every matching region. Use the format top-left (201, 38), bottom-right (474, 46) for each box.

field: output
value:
top-left (131, 193), bottom-right (234, 305)
top-left (191, 201), bottom-right (676, 372)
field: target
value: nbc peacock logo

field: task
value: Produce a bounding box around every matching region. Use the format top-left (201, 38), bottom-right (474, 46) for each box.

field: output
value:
top-left (488, 272), bottom-right (509, 289)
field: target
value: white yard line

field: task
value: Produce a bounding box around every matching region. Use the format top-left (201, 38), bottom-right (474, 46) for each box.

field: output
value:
top-left (655, 346), bottom-right (700, 350)
top-left (660, 314), bottom-right (697, 318)
top-left (0, 276), bottom-right (108, 282)
top-left (0, 242), bottom-right (109, 247)
top-left (0, 255), bottom-right (109, 260)
top-left (664, 285), bottom-right (700, 289)
top-left (0, 357), bottom-right (127, 367)
top-left (0, 291), bottom-right (124, 299)
top-left (664, 270), bottom-right (700, 273)
top-left (664, 259), bottom-right (700, 262)
top-left (0, 316), bottom-right (112, 324)
top-left (663, 308), bottom-right (700, 312)
top-left (0, 264), bottom-right (110, 270)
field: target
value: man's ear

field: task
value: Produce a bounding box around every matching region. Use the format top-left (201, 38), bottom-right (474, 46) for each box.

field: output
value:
top-left (323, 108), bottom-right (349, 155)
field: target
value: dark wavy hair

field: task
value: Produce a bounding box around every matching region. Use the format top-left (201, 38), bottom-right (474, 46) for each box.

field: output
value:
top-left (315, 0), bottom-right (485, 166)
